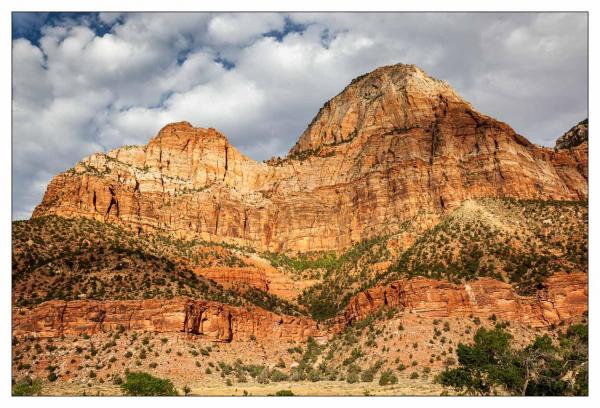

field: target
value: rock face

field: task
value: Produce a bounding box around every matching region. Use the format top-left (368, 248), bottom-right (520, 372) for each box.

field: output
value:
top-left (194, 264), bottom-right (309, 300)
top-left (12, 298), bottom-right (325, 342)
top-left (195, 267), bottom-right (272, 293)
top-left (340, 272), bottom-right (587, 329)
top-left (13, 272), bottom-right (587, 341)
top-left (556, 119), bottom-right (588, 150)
top-left (32, 64), bottom-right (588, 253)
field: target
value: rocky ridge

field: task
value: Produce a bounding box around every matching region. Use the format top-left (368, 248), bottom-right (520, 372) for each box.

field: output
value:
top-left (556, 119), bottom-right (588, 150)
top-left (13, 271), bottom-right (587, 341)
top-left (12, 298), bottom-right (324, 343)
top-left (339, 271), bottom-right (587, 329)
top-left (32, 64), bottom-right (588, 253)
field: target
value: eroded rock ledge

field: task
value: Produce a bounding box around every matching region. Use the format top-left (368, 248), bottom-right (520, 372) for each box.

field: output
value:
top-left (339, 271), bottom-right (587, 329)
top-left (13, 272), bottom-right (587, 341)
top-left (12, 299), bottom-right (325, 342)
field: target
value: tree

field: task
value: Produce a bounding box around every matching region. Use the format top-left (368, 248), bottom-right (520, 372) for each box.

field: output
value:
top-left (519, 325), bottom-right (588, 396)
top-left (120, 372), bottom-right (177, 396)
top-left (437, 325), bottom-right (588, 396)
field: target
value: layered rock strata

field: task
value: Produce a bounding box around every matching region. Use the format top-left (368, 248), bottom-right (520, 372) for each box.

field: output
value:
top-left (12, 298), bottom-right (325, 342)
top-left (194, 261), bottom-right (309, 300)
top-left (340, 272), bottom-right (587, 329)
top-left (13, 272), bottom-right (587, 341)
top-left (32, 64), bottom-right (588, 253)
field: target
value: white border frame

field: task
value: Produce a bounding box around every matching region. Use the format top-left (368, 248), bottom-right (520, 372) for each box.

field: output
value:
top-left (1, 1), bottom-right (595, 408)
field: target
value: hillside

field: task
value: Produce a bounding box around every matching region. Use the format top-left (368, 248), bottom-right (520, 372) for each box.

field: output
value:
top-left (12, 216), bottom-right (300, 316)
top-left (281, 198), bottom-right (587, 320)
top-left (14, 196), bottom-right (587, 323)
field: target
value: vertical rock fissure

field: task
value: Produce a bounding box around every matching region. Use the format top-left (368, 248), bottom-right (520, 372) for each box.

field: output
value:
top-left (223, 145), bottom-right (229, 181)
top-left (57, 302), bottom-right (68, 338)
top-left (105, 186), bottom-right (119, 220)
top-left (214, 204), bottom-right (220, 235)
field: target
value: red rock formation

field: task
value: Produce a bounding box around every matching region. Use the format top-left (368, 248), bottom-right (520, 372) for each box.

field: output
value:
top-left (12, 298), bottom-right (325, 342)
top-left (32, 64), bottom-right (588, 253)
top-left (196, 267), bottom-right (271, 292)
top-left (12, 272), bottom-right (587, 342)
top-left (194, 265), bottom-right (308, 300)
top-left (339, 272), bottom-right (587, 329)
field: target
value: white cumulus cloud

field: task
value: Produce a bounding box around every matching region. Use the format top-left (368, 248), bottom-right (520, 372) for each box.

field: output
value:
top-left (11, 12), bottom-right (588, 220)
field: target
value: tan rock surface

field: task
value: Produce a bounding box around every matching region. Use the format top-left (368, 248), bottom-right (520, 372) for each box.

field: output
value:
top-left (32, 64), bottom-right (588, 253)
top-left (194, 258), bottom-right (311, 300)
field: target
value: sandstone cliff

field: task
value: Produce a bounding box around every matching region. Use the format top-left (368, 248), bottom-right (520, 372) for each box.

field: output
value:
top-left (339, 271), bottom-right (587, 329)
top-left (12, 298), bottom-right (325, 342)
top-left (32, 64), bottom-right (588, 252)
top-left (13, 272), bottom-right (587, 341)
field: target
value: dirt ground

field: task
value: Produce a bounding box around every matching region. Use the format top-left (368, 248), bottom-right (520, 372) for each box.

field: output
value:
top-left (35, 378), bottom-right (449, 396)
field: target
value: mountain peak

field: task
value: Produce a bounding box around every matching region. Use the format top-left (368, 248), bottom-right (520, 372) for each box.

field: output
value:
top-left (289, 63), bottom-right (470, 155)
top-left (150, 121), bottom-right (227, 144)
top-left (32, 63), bottom-right (587, 253)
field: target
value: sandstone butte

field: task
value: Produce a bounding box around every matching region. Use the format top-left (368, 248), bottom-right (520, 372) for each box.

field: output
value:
top-left (32, 63), bottom-right (588, 254)
top-left (12, 272), bottom-right (587, 342)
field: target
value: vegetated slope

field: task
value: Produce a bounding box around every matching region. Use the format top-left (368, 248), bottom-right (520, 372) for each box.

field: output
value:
top-left (382, 199), bottom-right (587, 292)
top-left (12, 216), bottom-right (300, 316)
top-left (288, 199), bottom-right (587, 320)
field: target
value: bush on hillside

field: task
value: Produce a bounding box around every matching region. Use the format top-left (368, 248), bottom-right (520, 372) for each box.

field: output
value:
top-left (120, 371), bottom-right (177, 396)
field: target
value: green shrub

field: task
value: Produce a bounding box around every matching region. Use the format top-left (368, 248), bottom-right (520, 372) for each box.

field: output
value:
top-left (361, 370), bottom-right (374, 382)
top-left (346, 372), bottom-right (359, 384)
top-left (12, 378), bottom-right (42, 396)
top-left (120, 371), bottom-right (177, 396)
top-left (275, 389), bottom-right (294, 396)
top-left (379, 369), bottom-right (398, 386)
top-left (269, 369), bottom-right (289, 382)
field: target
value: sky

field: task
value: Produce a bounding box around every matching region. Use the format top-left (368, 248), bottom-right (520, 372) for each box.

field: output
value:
top-left (11, 12), bottom-right (588, 220)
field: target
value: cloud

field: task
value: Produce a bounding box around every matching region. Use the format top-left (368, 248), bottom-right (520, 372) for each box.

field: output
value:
top-left (12, 12), bottom-right (588, 219)
top-left (207, 13), bottom-right (285, 45)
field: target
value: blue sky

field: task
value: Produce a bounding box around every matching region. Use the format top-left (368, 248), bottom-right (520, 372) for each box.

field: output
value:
top-left (12, 12), bottom-right (588, 220)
